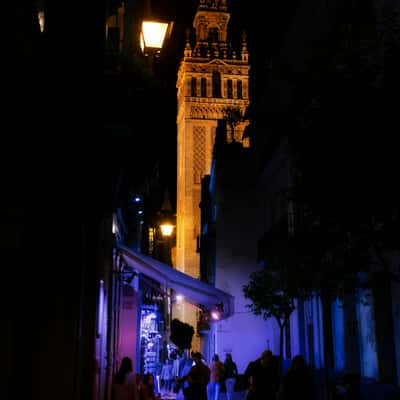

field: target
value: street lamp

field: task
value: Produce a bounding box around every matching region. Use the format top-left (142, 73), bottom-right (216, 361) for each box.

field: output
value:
top-left (160, 223), bottom-right (174, 237)
top-left (140, 19), bottom-right (173, 57)
top-left (156, 189), bottom-right (175, 265)
top-left (159, 219), bottom-right (175, 266)
top-left (158, 218), bottom-right (175, 350)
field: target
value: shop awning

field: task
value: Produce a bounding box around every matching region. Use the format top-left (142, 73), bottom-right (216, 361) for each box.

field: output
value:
top-left (118, 244), bottom-right (234, 318)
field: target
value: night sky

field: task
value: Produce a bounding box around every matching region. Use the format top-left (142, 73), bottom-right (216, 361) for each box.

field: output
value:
top-left (145, 0), bottom-right (399, 216)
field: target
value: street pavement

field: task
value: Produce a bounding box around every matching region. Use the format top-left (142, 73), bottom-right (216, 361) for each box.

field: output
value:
top-left (160, 390), bottom-right (247, 400)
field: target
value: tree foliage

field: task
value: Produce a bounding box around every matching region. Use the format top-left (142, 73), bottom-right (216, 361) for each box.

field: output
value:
top-left (170, 318), bottom-right (194, 351)
top-left (243, 263), bottom-right (314, 379)
top-left (243, 261), bottom-right (314, 328)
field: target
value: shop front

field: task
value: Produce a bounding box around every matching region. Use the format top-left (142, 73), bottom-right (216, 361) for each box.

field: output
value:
top-left (117, 243), bottom-right (234, 373)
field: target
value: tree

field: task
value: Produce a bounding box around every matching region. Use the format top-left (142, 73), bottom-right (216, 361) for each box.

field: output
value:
top-left (243, 261), bottom-right (313, 382)
top-left (170, 318), bottom-right (194, 351)
top-left (223, 106), bottom-right (244, 142)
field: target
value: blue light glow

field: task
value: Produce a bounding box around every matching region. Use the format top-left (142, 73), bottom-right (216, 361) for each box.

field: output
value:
top-left (357, 290), bottom-right (378, 379)
top-left (332, 298), bottom-right (345, 372)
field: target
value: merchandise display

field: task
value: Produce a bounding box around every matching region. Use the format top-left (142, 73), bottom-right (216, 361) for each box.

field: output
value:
top-left (140, 305), bottom-right (162, 376)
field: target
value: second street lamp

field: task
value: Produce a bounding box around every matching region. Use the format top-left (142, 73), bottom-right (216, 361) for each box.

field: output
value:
top-left (159, 219), bottom-right (174, 266)
top-left (160, 223), bottom-right (174, 238)
top-left (156, 189), bottom-right (175, 266)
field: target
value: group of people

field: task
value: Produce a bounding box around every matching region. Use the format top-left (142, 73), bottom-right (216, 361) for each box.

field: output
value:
top-left (113, 350), bottom-right (315, 400)
top-left (173, 351), bottom-right (238, 400)
top-left (244, 350), bottom-right (315, 400)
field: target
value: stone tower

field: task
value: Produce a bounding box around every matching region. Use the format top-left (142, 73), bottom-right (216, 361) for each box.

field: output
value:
top-left (175, 0), bottom-right (250, 340)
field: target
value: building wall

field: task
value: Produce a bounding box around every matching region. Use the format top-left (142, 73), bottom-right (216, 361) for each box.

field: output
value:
top-left (209, 146), bottom-right (279, 372)
top-left (332, 298), bottom-right (346, 372)
top-left (118, 285), bottom-right (139, 372)
top-left (253, 0), bottom-right (400, 390)
top-left (357, 289), bottom-right (379, 379)
top-left (392, 276), bottom-right (400, 385)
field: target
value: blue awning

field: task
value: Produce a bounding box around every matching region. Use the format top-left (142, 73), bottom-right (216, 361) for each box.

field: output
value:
top-left (118, 244), bottom-right (234, 318)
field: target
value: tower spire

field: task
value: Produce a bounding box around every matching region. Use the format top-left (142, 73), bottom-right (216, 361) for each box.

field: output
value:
top-left (192, 0), bottom-right (231, 58)
top-left (161, 188), bottom-right (173, 213)
top-left (241, 30), bottom-right (249, 62)
top-left (184, 28), bottom-right (192, 57)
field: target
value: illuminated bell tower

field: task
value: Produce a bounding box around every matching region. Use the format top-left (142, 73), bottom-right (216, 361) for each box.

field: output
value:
top-left (175, 0), bottom-right (250, 341)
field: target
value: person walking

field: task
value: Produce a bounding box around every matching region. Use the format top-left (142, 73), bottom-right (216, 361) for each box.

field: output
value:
top-left (282, 355), bottom-right (316, 400)
top-left (207, 354), bottom-right (225, 400)
top-left (244, 350), bottom-right (278, 400)
top-left (174, 351), bottom-right (195, 399)
top-left (139, 373), bottom-right (160, 400)
top-left (160, 358), bottom-right (174, 394)
top-left (223, 353), bottom-right (238, 400)
top-left (113, 356), bottom-right (139, 400)
top-left (172, 350), bottom-right (181, 381)
top-left (177, 352), bottom-right (210, 400)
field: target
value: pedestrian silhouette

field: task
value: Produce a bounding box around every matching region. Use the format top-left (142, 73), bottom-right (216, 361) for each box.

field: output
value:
top-left (223, 353), bottom-right (238, 400)
top-left (207, 353), bottom-right (225, 400)
top-left (140, 373), bottom-right (160, 400)
top-left (113, 356), bottom-right (139, 400)
top-left (244, 350), bottom-right (278, 400)
top-left (177, 352), bottom-right (210, 400)
top-left (282, 355), bottom-right (316, 400)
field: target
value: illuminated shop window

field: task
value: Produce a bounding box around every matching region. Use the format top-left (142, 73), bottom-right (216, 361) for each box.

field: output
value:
top-left (140, 305), bottom-right (162, 376)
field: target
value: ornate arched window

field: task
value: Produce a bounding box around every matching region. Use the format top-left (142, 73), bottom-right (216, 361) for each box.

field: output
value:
top-left (227, 79), bottom-right (233, 99)
top-left (212, 71), bottom-right (221, 98)
top-left (237, 80), bottom-right (243, 99)
top-left (209, 27), bottom-right (219, 43)
top-left (191, 77), bottom-right (197, 97)
top-left (201, 77), bottom-right (207, 97)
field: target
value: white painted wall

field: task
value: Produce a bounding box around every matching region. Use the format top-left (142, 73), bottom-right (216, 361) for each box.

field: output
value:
top-left (211, 150), bottom-right (281, 372)
top-left (215, 265), bottom-right (279, 372)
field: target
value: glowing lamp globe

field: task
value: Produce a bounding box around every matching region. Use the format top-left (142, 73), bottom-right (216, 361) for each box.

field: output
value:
top-left (160, 223), bottom-right (174, 237)
top-left (140, 20), bottom-right (173, 55)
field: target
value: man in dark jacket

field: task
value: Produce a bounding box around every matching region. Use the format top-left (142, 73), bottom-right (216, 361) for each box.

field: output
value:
top-left (178, 352), bottom-right (210, 400)
top-left (244, 350), bottom-right (278, 400)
